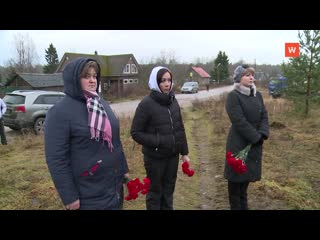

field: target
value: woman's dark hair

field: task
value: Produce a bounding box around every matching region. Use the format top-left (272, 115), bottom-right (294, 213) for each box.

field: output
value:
top-left (157, 68), bottom-right (172, 86)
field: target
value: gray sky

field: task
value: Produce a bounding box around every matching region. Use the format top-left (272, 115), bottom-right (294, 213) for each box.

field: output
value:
top-left (0, 30), bottom-right (300, 66)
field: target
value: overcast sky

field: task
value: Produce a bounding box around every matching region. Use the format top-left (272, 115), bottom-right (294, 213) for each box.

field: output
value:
top-left (0, 30), bottom-right (300, 66)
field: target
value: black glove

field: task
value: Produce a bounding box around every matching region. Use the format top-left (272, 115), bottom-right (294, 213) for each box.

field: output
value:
top-left (262, 134), bottom-right (268, 140)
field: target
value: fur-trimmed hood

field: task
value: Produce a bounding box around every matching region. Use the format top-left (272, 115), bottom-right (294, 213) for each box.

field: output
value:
top-left (233, 83), bottom-right (256, 96)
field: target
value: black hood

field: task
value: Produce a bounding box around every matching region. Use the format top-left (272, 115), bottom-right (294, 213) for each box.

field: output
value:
top-left (63, 57), bottom-right (101, 101)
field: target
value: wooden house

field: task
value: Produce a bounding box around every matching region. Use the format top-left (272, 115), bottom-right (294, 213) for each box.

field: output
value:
top-left (7, 73), bottom-right (63, 92)
top-left (189, 66), bottom-right (211, 86)
top-left (56, 52), bottom-right (140, 98)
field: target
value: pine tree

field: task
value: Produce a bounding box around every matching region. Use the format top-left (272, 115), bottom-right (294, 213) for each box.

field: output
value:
top-left (211, 51), bottom-right (230, 83)
top-left (282, 30), bottom-right (320, 116)
top-left (44, 43), bottom-right (59, 73)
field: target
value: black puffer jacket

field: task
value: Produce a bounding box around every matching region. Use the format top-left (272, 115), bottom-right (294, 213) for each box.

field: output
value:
top-left (131, 89), bottom-right (188, 159)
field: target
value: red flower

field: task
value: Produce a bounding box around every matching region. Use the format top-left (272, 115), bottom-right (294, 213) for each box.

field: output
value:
top-left (141, 177), bottom-right (151, 195)
top-left (182, 161), bottom-right (195, 177)
top-left (125, 179), bottom-right (139, 201)
top-left (125, 177), bottom-right (151, 201)
top-left (226, 144), bottom-right (251, 174)
top-left (125, 178), bottom-right (140, 201)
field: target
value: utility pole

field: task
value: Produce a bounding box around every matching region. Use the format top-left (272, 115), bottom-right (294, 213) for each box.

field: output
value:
top-left (216, 63), bottom-right (221, 85)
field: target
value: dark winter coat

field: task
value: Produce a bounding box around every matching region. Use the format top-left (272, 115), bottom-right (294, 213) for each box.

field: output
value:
top-left (224, 84), bottom-right (269, 182)
top-left (131, 90), bottom-right (189, 159)
top-left (44, 57), bottom-right (128, 209)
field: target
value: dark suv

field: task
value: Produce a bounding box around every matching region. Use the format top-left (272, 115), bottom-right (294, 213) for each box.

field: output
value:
top-left (3, 90), bottom-right (65, 134)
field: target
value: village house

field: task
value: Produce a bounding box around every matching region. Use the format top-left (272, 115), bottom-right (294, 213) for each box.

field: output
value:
top-left (55, 52), bottom-right (140, 98)
top-left (6, 73), bottom-right (63, 92)
top-left (188, 66), bottom-right (211, 87)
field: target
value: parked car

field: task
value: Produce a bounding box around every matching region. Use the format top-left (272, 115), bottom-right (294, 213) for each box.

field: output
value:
top-left (3, 90), bottom-right (65, 134)
top-left (180, 81), bottom-right (199, 94)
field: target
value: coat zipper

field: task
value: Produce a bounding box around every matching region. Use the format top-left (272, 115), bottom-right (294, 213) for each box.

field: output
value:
top-left (167, 108), bottom-right (175, 146)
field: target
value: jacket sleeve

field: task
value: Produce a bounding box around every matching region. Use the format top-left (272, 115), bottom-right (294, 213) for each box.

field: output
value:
top-left (44, 106), bottom-right (79, 206)
top-left (225, 91), bottom-right (261, 144)
top-left (130, 101), bottom-right (159, 148)
top-left (257, 92), bottom-right (269, 139)
top-left (180, 123), bottom-right (189, 155)
top-left (178, 103), bottom-right (189, 155)
top-left (1, 99), bottom-right (6, 115)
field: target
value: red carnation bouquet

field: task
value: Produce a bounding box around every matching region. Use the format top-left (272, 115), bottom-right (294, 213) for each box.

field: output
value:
top-left (125, 177), bottom-right (151, 201)
top-left (226, 144), bottom-right (251, 174)
top-left (182, 161), bottom-right (195, 177)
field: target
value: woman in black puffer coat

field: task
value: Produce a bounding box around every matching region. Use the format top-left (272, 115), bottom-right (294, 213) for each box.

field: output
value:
top-left (225, 65), bottom-right (269, 210)
top-left (131, 66), bottom-right (191, 210)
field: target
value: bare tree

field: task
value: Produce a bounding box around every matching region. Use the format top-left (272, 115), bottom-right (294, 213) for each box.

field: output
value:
top-left (155, 50), bottom-right (168, 64)
top-left (168, 49), bottom-right (178, 64)
top-left (155, 49), bottom-right (178, 65)
top-left (13, 33), bottom-right (39, 72)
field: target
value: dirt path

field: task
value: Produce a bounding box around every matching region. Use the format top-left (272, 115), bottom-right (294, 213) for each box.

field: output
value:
top-left (191, 113), bottom-right (229, 210)
top-left (190, 113), bottom-right (290, 210)
top-left (191, 114), bottom-right (289, 210)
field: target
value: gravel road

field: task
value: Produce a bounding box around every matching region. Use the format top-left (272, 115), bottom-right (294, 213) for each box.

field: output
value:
top-left (4, 85), bottom-right (233, 135)
top-left (111, 85), bottom-right (233, 117)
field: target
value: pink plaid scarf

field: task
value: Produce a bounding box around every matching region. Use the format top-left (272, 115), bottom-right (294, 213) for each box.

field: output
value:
top-left (83, 90), bottom-right (113, 151)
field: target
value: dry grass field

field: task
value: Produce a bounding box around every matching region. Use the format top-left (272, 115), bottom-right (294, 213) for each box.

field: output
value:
top-left (1, 88), bottom-right (319, 210)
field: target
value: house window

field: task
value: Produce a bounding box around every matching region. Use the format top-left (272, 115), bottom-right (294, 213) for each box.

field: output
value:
top-left (134, 79), bottom-right (138, 83)
top-left (123, 64), bottom-right (130, 74)
top-left (123, 79), bottom-right (129, 84)
top-left (131, 64), bottom-right (137, 73)
top-left (129, 79), bottom-right (133, 84)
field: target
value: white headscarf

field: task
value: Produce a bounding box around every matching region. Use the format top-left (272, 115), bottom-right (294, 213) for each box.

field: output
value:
top-left (148, 66), bottom-right (173, 93)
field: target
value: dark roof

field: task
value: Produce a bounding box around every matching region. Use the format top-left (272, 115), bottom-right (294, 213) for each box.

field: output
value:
top-left (107, 54), bottom-right (136, 76)
top-left (56, 52), bottom-right (138, 77)
top-left (17, 73), bottom-right (63, 87)
top-left (56, 53), bottom-right (108, 75)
